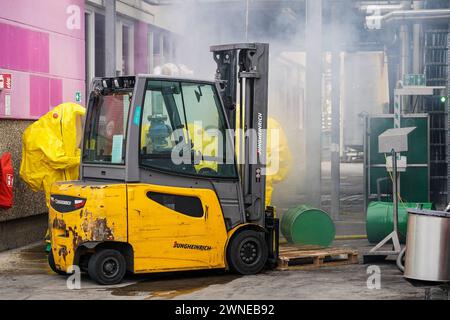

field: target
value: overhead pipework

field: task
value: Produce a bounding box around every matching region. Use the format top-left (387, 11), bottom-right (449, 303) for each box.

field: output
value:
top-left (365, 1), bottom-right (450, 29)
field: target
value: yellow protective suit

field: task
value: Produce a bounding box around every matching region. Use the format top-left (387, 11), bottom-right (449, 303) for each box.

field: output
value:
top-left (184, 114), bottom-right (292, 207)
top-left (188, 122), bottom-right (219, 173)
top-left (141, 113), bottom-right (292, 207)
top-left (265, 117), bottom-right (293, 207)
top-left (20, 102), bottom-right (86, 206)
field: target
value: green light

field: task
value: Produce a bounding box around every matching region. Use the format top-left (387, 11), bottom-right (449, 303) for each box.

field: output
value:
top-left (441, 96), bottom-right (447, 103)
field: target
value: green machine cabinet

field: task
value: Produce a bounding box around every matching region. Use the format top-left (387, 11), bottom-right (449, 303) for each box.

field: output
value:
top-left (363, 114), bottom-right (430, 211)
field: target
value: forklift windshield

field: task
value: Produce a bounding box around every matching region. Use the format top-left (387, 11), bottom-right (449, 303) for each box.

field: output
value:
top-left (139, 79), bottom-right (237, 178)
top-left (83, 90), bottom-right (132, 164)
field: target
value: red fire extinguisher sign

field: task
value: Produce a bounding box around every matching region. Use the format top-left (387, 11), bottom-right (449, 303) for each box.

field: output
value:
top-left (1, 74), bottom-right (12, 90)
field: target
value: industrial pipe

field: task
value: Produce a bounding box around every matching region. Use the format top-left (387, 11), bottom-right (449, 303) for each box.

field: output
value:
top-left (382, 9), bottom-right (450, 24)
top-left (397, 246), bottom-right (406, 272)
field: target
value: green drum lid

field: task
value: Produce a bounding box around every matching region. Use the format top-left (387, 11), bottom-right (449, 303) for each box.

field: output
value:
top-left (281, 205), bottom-right (335, 248)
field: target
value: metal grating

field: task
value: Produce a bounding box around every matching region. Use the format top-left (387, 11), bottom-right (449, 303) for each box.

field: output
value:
top-left (447, 24), bottom-right (450, 206)
top-left (423, 27), bottom-right (448, 206)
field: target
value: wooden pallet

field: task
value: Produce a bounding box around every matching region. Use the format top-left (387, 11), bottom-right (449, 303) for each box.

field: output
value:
top-left (277, 246), bottom-right (359, 271)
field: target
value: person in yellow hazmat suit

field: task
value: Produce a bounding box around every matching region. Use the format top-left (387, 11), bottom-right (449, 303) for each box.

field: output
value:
top-left (188, 122), bottom-right (219, 174)
top-left (183, 116), bottom-right (293, 207)
top-left (152, 63), bottom-right (292, 207)
top-left (20, 102), bottom-right (86, 205)
top-left (265, 117), bottom-right (293, 207)
top-left (20, 102), bottom-right (86, 251)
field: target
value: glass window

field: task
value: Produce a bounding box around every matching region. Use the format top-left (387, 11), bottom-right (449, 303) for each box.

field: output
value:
top-left (83, 91), bottom-right (132, 164)
top-left (121, 24), bottom-right (133, 75)
top-left (85, 12), bottom-right (91, 95)
top-left (147, 192), bottom-right (204, 218)
top-left (94, 13), bottom-right (105, 77)
top-left (139, 80), bottom-right (237, 178)
top-left (153, 33), bottom-right (161, 55)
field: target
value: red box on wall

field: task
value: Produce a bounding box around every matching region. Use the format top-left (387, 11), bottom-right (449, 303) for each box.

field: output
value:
top-left (0, 74), bottom-right (12, 90)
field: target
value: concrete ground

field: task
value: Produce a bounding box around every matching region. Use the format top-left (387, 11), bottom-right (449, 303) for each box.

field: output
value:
top-left (1, 239), bottom-right (447, 300)
top-left (0, 162), bottom-right (447, 300)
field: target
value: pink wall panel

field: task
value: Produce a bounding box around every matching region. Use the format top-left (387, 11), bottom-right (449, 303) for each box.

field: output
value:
top-left (29, 75), bottom-right (50, 117)
top-left (0, 0), bottom-right (85, 120)
top-left (0, 0), bottom-right (85, 40)
top-left (49, 33), bottom-right (85, 80)
top-left (0, 22), bottom-right (49, 73)
top-left (50, 78), bottom-right (63, 108)
top-left (62, 78), bottom-right (85, 105)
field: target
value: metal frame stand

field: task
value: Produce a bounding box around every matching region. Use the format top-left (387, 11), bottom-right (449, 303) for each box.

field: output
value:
top-left (425, 286), bottom-right (450, 300)
top-left (363, 149), bottom-right (402, 263)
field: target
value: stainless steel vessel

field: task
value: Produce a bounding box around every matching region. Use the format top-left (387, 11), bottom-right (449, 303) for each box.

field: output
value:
top-left (404, 208), bottom-right (450, 283)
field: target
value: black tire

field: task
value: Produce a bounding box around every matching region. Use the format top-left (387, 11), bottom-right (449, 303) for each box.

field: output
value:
top-left (88, 249), bottom-right (126, 285)
top-left (48, 251), bottom-right (67, 275)
top-left (227, 230), bottom-right (268, 275)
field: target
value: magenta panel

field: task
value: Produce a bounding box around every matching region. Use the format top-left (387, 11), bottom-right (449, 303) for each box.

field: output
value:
top-left (0, 0), bottom-right (85, 40)
top-left (50, 78), bottom-right (63, 108)
top-left (0, 22), bottom-right (49, 73)
top-left (49, 33), bottom-right (85, 80)
top-left (30, 75), bottom-right (50, 117)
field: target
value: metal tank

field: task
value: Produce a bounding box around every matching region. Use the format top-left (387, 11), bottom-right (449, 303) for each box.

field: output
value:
top-left (280, 205), bottom-right (335, 248)
top-left (404, 208), bottom-right (450, 283)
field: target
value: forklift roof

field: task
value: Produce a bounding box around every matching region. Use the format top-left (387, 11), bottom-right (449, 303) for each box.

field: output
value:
top-left (136, 74), bottom-right (216, 85)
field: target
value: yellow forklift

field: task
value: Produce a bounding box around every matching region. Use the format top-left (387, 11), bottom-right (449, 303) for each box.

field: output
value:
top-left (48, 43), bottom-right (279, 285)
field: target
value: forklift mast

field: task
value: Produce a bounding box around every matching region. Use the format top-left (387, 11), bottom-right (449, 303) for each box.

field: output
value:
top-left (210, 43), bottom-right (270, 227)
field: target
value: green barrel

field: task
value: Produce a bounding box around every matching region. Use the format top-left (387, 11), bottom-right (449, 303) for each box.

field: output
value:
top-left (366, 201), bottom-right (433, 244)
top-left (280, 205), bottom-right (335, 248)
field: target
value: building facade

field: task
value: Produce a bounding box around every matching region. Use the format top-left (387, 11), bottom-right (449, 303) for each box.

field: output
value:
top-left (0, 0), bottom-right (177, 250)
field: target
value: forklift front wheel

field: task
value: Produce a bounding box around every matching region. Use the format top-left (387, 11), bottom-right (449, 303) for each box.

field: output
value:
top-left (88, 249), bottom-right (126, 285)
top-left (48, 251), bottom-right (67, 276)
top-left (227, 230), bottom-right (268, 275)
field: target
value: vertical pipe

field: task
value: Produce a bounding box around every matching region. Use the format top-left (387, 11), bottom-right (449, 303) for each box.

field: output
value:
top-left (245, 0), bottom-right (250, 42)
top-left (413, 1), bottom-right (424, 112)
top-left (105, 0), bottom-right (117, 77)
top-left (392, 149), bottom-right (399, 234)
top-left (331, 1), bottom-right (341, 220)
top-left (305, 0), bottom-right (323, 208)
top-left (412, 1), bottom-right (424, 74)
top-left (400, 24), bottom-right (410, 112)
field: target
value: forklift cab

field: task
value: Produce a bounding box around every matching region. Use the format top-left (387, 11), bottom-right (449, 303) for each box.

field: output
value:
top-left (83, 78), bottom-right (236, 177)
top-left (48, 43), bottom-right (278, 285)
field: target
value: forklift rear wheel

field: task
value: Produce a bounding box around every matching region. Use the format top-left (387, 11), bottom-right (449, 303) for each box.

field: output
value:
top-left (48, 251), bottom-right (67, 275)
top-left (88, 249), bottom-right (126, 285)
top-left (227, 230), bottom-right (268, 275)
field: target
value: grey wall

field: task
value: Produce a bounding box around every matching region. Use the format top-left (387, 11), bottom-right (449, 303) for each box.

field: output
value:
top-left (0, 119), bottom-right (48, 251)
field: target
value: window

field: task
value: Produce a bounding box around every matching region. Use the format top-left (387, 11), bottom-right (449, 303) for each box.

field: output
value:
top-left (83, 91), bottom-right (132, 164)
top-left (94, 13), bottom-right (105, 77)
top-left (139, 80), bottom-right (237, 178)
top-left (148, 31), bottom-right (154, 73)
top-left (153, 33), bottom-right (161, 55)
top-left (116, 20), bottom-right (134, 76)
top-left (153, 33), bottom-right (164, 67)
top-left (147, 192), bottom-right (204, 218)
top-left (85, 12), bottom-right (93, 95)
